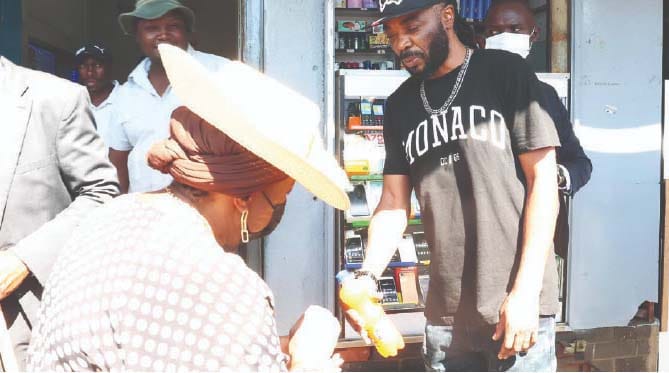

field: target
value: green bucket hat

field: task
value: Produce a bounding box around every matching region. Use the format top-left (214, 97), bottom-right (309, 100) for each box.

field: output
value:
top-left (118, 0), bottom-right (195, 35)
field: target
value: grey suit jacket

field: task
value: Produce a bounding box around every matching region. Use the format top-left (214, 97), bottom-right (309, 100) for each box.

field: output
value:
top-left (0, 57), bottom-right (120, 360)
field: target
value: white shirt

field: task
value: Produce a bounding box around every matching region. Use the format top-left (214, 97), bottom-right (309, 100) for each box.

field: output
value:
top-left (108, 46), bottom-right (230, 193)
top-left (90, 80), bottom-right (120, 147)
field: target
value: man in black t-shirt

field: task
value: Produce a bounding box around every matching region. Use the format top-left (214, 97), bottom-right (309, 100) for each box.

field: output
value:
top-left (482, 0), bottom-right (592, 259)
top-left (340, 0), bottom-right (561, 371)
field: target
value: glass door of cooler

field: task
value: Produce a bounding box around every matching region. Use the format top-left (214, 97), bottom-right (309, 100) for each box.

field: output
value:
top-left (335, 69), bottom-right (432, 339)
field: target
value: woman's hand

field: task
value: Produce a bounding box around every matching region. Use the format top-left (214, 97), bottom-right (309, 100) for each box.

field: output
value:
top-left (286, 306), bottom-right (342, 371)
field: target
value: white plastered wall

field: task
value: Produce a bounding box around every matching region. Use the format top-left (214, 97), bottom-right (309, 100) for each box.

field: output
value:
top-left (568, 0), bottom-right (662, 329)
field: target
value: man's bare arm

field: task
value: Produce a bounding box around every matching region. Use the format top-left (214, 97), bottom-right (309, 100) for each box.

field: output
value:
top-left (360, 174), bottom-right (413, 278)
top-left (493, 146), bottom-right (559, 359)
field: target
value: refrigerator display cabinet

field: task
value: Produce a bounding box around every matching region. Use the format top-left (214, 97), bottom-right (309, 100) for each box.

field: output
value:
top-left (334, 69), bottom-right (428, 340)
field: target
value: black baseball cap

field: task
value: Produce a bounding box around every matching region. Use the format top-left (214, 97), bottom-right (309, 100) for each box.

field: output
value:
top-left (373, 0), bottom-right (459, 26)
top-left (75, 43), bottom-right (112, 65)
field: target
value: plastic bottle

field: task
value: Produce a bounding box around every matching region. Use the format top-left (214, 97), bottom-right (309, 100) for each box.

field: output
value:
top-left (337, 271), bottom-right (405, 358)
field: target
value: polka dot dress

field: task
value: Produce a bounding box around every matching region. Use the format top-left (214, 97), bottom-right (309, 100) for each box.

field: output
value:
top-left (27, 194), bottom-right (288, 372)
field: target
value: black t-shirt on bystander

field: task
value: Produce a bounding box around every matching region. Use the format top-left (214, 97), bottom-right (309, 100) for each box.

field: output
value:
top-left (383, 49), bottom-right (561, 325)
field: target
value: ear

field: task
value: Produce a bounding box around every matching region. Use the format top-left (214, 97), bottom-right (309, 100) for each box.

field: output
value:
top-left (531, 26), bottom-right (541, 43)
top-left (440, 4), bottom-right (456, 30)
top-left (232, 197), bottom-right (250, 214)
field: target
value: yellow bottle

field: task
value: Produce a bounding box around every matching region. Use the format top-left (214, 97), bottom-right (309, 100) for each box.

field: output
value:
top-left (339, 276), bottom-right (405, 358)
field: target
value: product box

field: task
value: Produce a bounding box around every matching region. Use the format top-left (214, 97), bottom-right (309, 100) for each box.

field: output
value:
top-left (362, 0), bottom-right (377, 8)
top-left (394, 267), bottom-right (420, 305)
top-left (335, 0), bottom-right (347, 8)
top-left (337, 20), bottom-right (367, 33)
top-left (344, 160), bottom-right (370, 176)
top-left (368, 33), bottom-right (390, 48)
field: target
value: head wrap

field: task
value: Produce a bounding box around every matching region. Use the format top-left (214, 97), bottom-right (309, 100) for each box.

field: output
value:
top-left (148, 106), bottom-right (289, 197)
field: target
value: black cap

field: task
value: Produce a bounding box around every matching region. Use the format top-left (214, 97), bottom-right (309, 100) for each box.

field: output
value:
top-left (75, 43), bottom-right (112, 65)
top-left (373, 0), bottom-right (458, 26)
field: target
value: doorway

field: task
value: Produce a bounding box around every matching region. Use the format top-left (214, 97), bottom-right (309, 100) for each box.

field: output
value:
top-left (21, 0), bottom-right (240, 82)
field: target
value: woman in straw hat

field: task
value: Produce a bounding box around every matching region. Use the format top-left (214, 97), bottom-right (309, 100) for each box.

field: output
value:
top-left (26, 44), bottom-right (350, 371)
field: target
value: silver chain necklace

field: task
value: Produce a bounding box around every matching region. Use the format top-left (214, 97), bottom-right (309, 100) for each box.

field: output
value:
top-left (420, 48), bottom-right (473, 116)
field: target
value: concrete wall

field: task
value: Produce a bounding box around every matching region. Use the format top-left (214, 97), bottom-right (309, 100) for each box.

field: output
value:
top-left (569, 0), bottom-right (662, 329)
top-left (262, 0), bottom-right (335, 334)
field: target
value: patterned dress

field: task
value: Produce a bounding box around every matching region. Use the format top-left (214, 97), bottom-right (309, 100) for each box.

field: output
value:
top-left (27, 193), bottom-right (287, 372)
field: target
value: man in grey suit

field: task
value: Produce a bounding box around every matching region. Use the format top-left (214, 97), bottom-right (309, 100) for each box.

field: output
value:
top-left (0, 56), bottom-right (120, 366)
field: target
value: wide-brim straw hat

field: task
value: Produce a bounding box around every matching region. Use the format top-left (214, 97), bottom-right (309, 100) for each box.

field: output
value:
top-left (119, 0), bottom-right (195, 35)
top-left (158, 44), bottom-right (351, 211)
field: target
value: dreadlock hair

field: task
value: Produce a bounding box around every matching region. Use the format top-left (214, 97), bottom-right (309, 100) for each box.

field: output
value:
top-left (444, 0), bottom-right (477, 49)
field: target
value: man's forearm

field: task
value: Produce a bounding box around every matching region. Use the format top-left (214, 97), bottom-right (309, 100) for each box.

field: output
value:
top-left (513, 158), bottom-right (559, 296)
top-left (360, 209), bottom-right (408, 278)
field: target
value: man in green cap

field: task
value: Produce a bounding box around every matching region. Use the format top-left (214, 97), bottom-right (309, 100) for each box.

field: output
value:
top-left (108, 0), bottom-right (229, 193)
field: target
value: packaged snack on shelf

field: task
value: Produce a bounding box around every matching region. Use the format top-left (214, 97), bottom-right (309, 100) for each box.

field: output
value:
top-left (410, 191), bottom-right (421, 219)
top-left (337, 20), bottom-right (366, 32)
top-left (397, 234), bottom-right (418, 263)
top-left (365, 180), bottom-right (383, 213)
top-left (418, 265), bottom-right (430, 305)
top-left (347, 184), bottom-right (370, 217)
top-left (369, 33), bottom-right (390, 48)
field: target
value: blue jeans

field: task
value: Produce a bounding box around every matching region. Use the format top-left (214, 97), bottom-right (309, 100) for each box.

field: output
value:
top-left (423, 316), bottom-right (557, 372)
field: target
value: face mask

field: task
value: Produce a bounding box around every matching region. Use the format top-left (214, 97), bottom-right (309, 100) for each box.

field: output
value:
top-left (485, 32), bottom-right (532, 59)
top-left (248, 192), bottom-right (286, 240)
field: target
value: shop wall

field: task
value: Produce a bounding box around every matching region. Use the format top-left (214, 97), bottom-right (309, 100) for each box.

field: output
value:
top-left (22, 0), bottom-right (86, 53)
top-left (262, 0), bottom-right (334, 334)
top-left (569, 0), bottom-right (662, 329)
top-left (0, 0), bottom-right (22, 63)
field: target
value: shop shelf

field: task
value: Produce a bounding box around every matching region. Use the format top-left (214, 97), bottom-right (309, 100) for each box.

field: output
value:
top-left (383, 304), bottom-right (426, 314)
top-left (349, 174), bottom-right (384, 182)
top-left (343, 262), bottom-right (418, 270)
top-left (335, 48), bottom-right (390, 55)
top-left (345, 125), bottom-right (383, 132)
top-left (347, 218), bottom-right (422, 228)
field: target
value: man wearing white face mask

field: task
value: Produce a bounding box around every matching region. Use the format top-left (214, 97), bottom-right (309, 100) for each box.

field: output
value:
top-left (483, 0), bottom-right (592, 259)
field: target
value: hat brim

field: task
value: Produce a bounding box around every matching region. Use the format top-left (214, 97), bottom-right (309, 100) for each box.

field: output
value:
top-left (119, 4), bottom-right (195, 35)
top-left (158, 44), bottom-right (351, 211)
top-left (75, 52), bottom-right (111, 65)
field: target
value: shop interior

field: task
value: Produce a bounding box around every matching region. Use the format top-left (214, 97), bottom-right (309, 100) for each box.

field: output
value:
top-left (21, 0), bottom-right (239, 83)
top-left (333, 0), bottom-right (569, 339)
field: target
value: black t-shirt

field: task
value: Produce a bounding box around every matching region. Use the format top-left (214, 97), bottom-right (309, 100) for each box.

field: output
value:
top-left (383, 49), bottom-right (561, 325)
